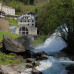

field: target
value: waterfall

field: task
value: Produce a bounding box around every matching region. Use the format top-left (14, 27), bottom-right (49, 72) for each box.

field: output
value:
top-left (31, 24), bottom-right (74, 74)
top-left (33, 32), bottom-right (67, 53)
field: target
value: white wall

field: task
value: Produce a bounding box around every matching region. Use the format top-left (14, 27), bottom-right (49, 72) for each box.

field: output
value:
top-left (15, 25), bottom-right (37, 36)
top-left (2, 6), bottom-right (15, 15)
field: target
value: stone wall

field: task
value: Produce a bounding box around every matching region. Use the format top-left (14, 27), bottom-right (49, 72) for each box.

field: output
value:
top-left (15, 25), bottom-right (37, 36)
top-left (0, 17), bottom-right (9, 31)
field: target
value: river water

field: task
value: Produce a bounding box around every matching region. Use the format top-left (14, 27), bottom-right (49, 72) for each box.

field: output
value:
top-left (31, 31), bottom-right (74, 74)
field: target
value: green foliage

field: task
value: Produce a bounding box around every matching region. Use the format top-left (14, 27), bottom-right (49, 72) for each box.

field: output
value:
top-left (1, 0), bottom-right (48, 15)
top-left (34, 35), bottom-right (47, 46)
top-left (0, 31), bottom-right (20, 42)
top-left (36, 0), bottom-right (74, 35)
top-left (7, 18), bottom-right (18, 26)
top-left (0, 52), bottom-right (19, 65)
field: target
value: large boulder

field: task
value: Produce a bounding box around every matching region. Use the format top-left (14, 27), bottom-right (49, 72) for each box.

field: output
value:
top-left (66, 65), bottom-right (74, 74)
top-left (3, 35), bottom-right (25, 52)
top-left (32, 61), bottom-right (40, 67)
top-left (26, 58), bottom-right (33, 63)
top-left (32, 68), bottom-right (42, 74)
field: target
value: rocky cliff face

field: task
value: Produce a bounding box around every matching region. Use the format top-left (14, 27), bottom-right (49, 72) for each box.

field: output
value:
top-left (0, 17), bottom-right (9, 31)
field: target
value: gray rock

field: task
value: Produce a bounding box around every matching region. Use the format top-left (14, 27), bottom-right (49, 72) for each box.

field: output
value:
top-left (3, 35), bottom-right (25, 52)
top-left (0, 65), bottom-right (18, 74)
top-left (32, 68), bottom-right (42, 74)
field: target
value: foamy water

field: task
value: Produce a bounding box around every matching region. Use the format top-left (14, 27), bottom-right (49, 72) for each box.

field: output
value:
top-left (33, 32), bottom-right (67, 54)
top-left (31, 25), bottom-right (74, 74)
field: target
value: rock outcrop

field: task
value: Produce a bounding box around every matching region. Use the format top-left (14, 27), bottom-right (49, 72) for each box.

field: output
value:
top-left (0, 18), bottom-right (9, 31)
top-left (3, 35), bottom-right (25, 52)
top-left (66, 65), bottom-right (74, 74)
top-left (32, 68), bottom-right (42, 74)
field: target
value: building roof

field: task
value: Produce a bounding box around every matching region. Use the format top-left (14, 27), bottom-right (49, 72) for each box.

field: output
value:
top-left (9, 26), bottom-right (16, 29)
top-left (19, 14), bottom-right (35, 19)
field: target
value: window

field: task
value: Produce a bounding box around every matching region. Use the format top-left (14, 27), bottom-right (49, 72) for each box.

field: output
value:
top-left (32, 20), bottom-right (34, 22)
top-left (28, 20), bottom-right (29, 22)
top-left (32, 24), bottom-right (34, 26)
top-left (19, 27), bottom-right (28, 36)
top-left (24, 20), bottom-right (26, 22)
top-left (21, 16), bottom-right (24, 19)
top-left (22, 27), bottom-right (25, 31)
top-left (27, 17), bottom-right (28, 19)
top-left (20, 20), bottom-right (22, 22)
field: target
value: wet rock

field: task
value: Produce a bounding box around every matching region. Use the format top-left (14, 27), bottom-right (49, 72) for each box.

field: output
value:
top-left (9, 53), bottom-right (17, 56)
top-left (3, 35), bottom-right (25, 52)
top-left (26, 58), bottom-right (33, 63)
top-left (32, 61), bottom-right (40, 67)
top-left (67, 72), bottom-right (74, 74)
top-left (32, 52), bottom-right (47, 60)
top-left (66, 65), bottom-right (74, 74)
top-left (36, 56), bottom-right (48, 60)
top-left (32, 68), bottom-right (42, 74)
top-left (26, 64), bottom-right (33, 68)
top-left (14, 56), bottom-right (23, 62)
top-left (33, 52), bottom-right (46, 57)
top-left (24, 68), bottom-right (27, 70)
top-left (24, 50), bottom-right (34, 58)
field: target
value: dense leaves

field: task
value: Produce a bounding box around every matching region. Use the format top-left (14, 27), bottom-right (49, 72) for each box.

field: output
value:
top-left (1, 0), bottom-right (48, 14)
top-left (36, 0), bottom-right (74, 35)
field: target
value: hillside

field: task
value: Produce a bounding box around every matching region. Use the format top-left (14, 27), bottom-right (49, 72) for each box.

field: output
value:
top-left (1, 0), bottom-right (49, 15)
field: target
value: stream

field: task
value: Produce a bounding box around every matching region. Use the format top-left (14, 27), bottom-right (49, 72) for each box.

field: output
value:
top-left (30, 31), bottom-right (74, 74)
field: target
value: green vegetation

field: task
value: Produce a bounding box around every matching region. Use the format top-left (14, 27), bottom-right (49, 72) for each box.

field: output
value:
top-left (34, 0), bottom-right (74, 45)
top-left (2, 0), bottom-right (49, 5)
top-left (1, 0), bottom-right (48, 15)
top-left (34, 35), bottom-right (47, 46)
top-left (0, 31), bottom-right (20, 42)
top-left (7, 18), bottom-right (18, 26)
top-left (36, 0), bottom-right (74, 35)
top-left (0, 52), bottom-right (19, 65)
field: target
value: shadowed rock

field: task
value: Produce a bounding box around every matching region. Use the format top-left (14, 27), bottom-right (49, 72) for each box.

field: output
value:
top-left (3, 35), bottom-right (25, 52)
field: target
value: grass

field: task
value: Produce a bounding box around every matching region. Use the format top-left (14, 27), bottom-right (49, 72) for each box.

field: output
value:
top-left (0, 31), bottom-right (20, 42)
top-left (7, 18), bottom-right (18, 26)
top-left (0, 52), bottom-right (19, 65)
top-left (0, 31), bottom-right (21, 65)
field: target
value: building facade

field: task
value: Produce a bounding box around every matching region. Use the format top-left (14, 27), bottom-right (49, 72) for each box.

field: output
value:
top-left (9, 14), bottom-right (37, 36)
top-left (0, 2), bottom-right (15, 15)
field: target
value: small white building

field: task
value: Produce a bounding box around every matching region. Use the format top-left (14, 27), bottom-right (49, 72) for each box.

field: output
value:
top-left (9, 14), bottom-right (37, 36)
top-left (0, 2), bottom-right (15, 15)
top-left (2, 6), bottom-right (15, 15)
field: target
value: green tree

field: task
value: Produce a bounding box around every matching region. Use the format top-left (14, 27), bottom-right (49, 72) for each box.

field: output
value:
top-left (36, 0), bottom-right (74, 35)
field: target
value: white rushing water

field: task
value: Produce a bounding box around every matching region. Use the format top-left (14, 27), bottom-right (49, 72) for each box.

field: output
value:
top-left (35, 56), bottom-right (74, 74)
top-left (31, 25), bottom-right (74, 74)
top-left (33, 32), bottom-right (67, 54)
